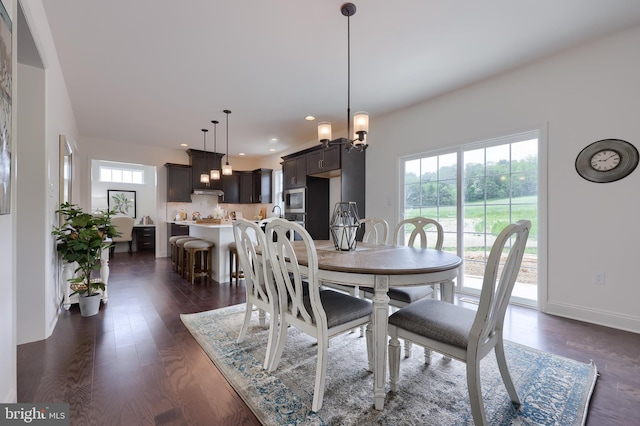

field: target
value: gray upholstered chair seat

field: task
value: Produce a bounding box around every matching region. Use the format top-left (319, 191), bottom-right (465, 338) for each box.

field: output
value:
top-left (362, 285), bottom-right (434, 304)
top-left (388, 298), bottom-right (476, 349)
top-left (302, 290), bottom-right (372, 328)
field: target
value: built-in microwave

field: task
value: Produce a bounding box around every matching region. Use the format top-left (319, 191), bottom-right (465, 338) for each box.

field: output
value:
top-left (284, 188), bottom-right (305, 213)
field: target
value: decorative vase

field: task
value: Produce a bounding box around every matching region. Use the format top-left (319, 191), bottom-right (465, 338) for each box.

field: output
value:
top-left (78, 293), bottom-right (101, 317)
top-left (329, 201), bottom-right (360, 251)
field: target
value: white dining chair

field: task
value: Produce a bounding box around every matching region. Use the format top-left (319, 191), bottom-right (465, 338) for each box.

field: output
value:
top-left (110, 216), bottom-right (135, 256)
top-left (233, 218), bottom-right (279, 370)
top-left (388, 220), bottom-right (531, 425)
top-left (264, 218), bottom-right (373, 412)
top-left (360, 217), bottom-right (389, 245)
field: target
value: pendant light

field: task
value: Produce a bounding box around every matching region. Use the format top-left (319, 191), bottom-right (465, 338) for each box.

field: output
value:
top-left (317, 3), bottom-right (369, 153)
top-left (200, 129), bottom-right (210, 185)
top-left (222, 109), bottom-right (233, 176)
top-left (210, 120), bottom-right (221, 180)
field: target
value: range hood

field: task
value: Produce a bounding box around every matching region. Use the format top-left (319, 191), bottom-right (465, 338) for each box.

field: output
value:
top-left (192, 189), bottom-right (224, 197)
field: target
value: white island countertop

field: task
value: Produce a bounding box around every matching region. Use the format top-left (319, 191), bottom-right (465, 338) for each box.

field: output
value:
top-left (174, 221), bottom-right (235, 283)
top-left (168, 220), bottom-right (232, 228)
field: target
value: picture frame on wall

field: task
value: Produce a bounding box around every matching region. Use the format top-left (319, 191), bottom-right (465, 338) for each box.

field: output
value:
top-left (0, 0), bottom-right (12, 215)
top-left (107, 190), bottom-right (136, 218)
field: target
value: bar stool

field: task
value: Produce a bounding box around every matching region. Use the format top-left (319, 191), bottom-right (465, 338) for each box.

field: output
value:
top-left (183, 239), bottom-right (214, 285)
top-left (169, 235), bottom-right (187, 271)
top-left (175, 237), bottom-right (199, 277)
top-left (228, 242), bottom-right (244, 285)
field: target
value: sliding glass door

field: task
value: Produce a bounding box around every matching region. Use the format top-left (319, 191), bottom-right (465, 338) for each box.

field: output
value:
top-left (401, 131), bottom-right (540, 306)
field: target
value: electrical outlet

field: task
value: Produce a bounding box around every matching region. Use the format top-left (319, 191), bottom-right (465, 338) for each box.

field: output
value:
top-left (593, 272), bottom-right (606, 286)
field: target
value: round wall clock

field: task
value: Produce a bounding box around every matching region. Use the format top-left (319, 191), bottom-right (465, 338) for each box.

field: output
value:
top-left (575, 139), bottom-right (639, 183)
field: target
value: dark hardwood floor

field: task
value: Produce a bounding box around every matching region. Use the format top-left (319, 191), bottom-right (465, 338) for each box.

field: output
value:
top-left (18, 251), bottom-right (640, 425)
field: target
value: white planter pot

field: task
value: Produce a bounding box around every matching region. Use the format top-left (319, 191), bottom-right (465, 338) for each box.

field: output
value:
top-left (78, 293), bottom-right (101, 317)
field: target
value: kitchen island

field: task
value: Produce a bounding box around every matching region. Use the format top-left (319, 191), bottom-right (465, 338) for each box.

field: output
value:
top-left (171, 221), bottom-right (234, 284)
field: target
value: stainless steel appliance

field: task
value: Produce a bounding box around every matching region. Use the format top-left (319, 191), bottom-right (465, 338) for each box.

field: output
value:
top-left (284, 213), bottom-right (305, 240)
top-left (284, 188), bottom-right (305, 214)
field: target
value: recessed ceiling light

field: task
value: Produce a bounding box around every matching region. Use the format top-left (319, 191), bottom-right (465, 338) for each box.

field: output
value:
top-left (239, 152), bottom-right (246, 156)
top-left (305, 115), bottom-right (316, 121)
top-left (269, 138), bottom-right (278, 144)
top-left (269, 148), bottom-right (276, 152)
top-left (180, 143), bottom-right (188, 147)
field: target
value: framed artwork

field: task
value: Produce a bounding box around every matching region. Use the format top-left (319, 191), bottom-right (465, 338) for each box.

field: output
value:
top-left (108, 190), bottom-right (136, 218)
top-left (59, 135), bottom-right (72, 206)
top-left (0, 1), bottom-right (12, 215)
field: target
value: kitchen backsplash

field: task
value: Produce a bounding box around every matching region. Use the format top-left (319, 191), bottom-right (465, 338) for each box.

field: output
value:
top-left (167, 195), bottom-right (274, 222)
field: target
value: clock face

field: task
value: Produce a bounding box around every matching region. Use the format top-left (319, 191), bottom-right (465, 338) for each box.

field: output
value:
top-left (576, 139), bottom-right (639, 183)
top-left (590, 149), bottom-right (620, 171)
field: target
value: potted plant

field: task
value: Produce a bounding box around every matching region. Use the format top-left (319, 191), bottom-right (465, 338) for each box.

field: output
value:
top-left (52, 202), bottom-right (119, 316)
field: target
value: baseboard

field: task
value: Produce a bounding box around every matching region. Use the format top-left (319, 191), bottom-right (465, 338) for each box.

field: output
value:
top-left (545, 301), bottom-right (640, 334)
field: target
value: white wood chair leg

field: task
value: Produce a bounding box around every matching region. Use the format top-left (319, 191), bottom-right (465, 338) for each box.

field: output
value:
top-left (236, 304), bottom-right (253, 343)
top-left (424, 347), bottom-right (432, 365)
top-left (366, 322), bottom-right (373, 372)
top-left (467, 356), bottom-right (487, 426)
top-left (388, 336), bottom-right (401, 392)
top-left (258, 308), bottom-right (266, 327)
top-left (404, 340), bottom-right (413, 358)
top-left (495, 339), bottom-right (521, 405)
top-left (312, 334), bottom-right (329, 412)
top-left (268, 317), bottom-right (288, 372)
top-left (263, 310), bottom-right (278, 370)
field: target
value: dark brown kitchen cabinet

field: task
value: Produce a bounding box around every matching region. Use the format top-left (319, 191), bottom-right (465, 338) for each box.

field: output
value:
top-left (306, 145), bottom-right (341, 175)
top-left (164, 163), bottom-right (192, 202)
top-left (221, 172), bottom-right (240, 204)
top-left (281, 144), bottom-right (365, 240)
top-left (282, 155), bottom-right (307, 189)
top-left (239, 172), bottom-right (253, 204)
top-left (134, 226), bottom-right (156, 251)
top-left (187, 149), bottom-right (224, 191)
top-left (252, 168), bottom-right (272, 203)
top-left (168, 223), bottom-right (190, 237)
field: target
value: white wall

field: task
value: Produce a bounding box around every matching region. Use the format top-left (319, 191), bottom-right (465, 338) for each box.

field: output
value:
top-left (365, 24), bottom-right (640, 333)
top-left (1, 0), bottom-right (17, 405)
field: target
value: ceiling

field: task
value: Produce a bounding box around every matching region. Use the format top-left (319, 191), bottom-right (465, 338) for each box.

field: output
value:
top-left (35, 0), bottom-right (640, 159)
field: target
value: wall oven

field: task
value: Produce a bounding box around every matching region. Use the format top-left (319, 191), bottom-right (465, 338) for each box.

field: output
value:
top-left (284, 188), bottom-right (305, 214)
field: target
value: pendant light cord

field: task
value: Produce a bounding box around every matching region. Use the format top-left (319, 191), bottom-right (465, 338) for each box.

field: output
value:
top-left (347, 13), bottom-right (351, 144)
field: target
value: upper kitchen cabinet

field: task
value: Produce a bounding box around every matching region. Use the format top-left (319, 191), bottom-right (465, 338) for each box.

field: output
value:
top-left (165, 163), bottom-right (192, 202)
top-left (239, 172), bottom-right (253, 204)
top-left (282, 154), bottom-right (307, 189)
top-left (252, 168), bottom-right (272, 203)
top-left (306, 145), bottom-right (341, 176)
top-left (187, 149), bottom-right (224, 191)
top-left (221, 172), bottom-right (240, 204)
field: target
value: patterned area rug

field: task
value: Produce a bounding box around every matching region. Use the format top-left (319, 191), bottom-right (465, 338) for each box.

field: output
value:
top-left (181, 304), bottom-right (597, 425)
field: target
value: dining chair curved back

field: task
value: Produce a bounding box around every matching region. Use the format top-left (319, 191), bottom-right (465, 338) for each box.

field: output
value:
top-left (110, 216), bottom-right (135, 255)
top-left (264, 218), bottom-right (373, 412)
top-left (233, 218), bottom-right (279, 369)
top-left (360, 217), bottom-right (389, 245)
top-left (387, 220), bottom-right (531, 425)
top-left (392, 216), bottom-right (443, 249)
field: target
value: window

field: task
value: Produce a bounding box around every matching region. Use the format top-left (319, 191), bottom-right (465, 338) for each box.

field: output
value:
top-left (402, 152), bottom-right (458, 252)
top-left (99, 166), bottom-right (144, 184)
top-left (401, 131), bottom-right (540, 306)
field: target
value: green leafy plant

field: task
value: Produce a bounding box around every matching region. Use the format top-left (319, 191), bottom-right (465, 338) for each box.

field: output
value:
top-left (52, 203), bottom-right (120, 297)
top-left (111, 193), bottom-right (133, 215)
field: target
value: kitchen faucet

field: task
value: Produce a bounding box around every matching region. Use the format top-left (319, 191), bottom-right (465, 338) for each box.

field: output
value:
top-left (271, 205), bottom-right (282, 218)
